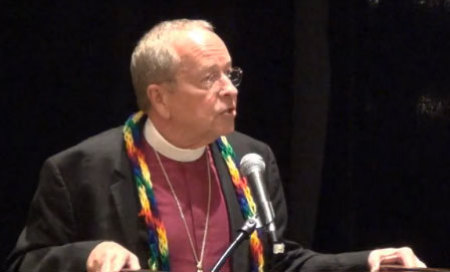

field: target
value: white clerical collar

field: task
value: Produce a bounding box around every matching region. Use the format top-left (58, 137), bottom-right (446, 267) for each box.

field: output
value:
top-left (143, 118), bottom-right (206, 162)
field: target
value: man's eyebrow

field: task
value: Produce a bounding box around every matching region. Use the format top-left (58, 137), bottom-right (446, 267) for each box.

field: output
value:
top-left (200, 61), bottom-right (233, 73)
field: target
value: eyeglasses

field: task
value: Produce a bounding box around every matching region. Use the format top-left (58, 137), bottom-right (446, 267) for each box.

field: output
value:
top-left (201, 67), bottom-right (243, 90)
top-left (226, 67), bottom-right (243, 87)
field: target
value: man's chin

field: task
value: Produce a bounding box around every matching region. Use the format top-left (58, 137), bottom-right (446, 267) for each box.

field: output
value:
top-left (214, 124), bottom-right (235, 138)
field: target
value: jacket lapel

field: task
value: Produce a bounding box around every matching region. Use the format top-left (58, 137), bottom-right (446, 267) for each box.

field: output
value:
top-left (110, 144), bottom-right (141, 252)
top-left (211, 142), bottom-right (250, 272)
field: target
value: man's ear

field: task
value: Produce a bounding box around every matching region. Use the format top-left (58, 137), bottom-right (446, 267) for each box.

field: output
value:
top-left (146, 84), bottom-right (171, 119)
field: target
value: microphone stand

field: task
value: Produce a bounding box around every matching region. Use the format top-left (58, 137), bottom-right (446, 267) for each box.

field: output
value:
top-left (210, 218), bottom-right (257, 272)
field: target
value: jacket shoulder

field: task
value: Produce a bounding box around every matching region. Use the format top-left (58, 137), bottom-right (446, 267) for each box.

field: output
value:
top-left (47, 126), bottom-right (124, 166)
top-left (224, 131), bottom-right (272, 159)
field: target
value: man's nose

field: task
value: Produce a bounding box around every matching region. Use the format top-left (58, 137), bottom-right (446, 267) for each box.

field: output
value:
top-left (218, 74), bottom-right (238, 96)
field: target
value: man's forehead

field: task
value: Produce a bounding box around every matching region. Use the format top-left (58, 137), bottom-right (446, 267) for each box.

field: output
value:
top-left (172, 29), bottom-right (231, 69)
top-left (185, 28), bottom-right (210, 44)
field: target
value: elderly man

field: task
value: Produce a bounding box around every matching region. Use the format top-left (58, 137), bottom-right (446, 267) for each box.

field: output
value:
top-left (7, 19), bottom-right (425, 272)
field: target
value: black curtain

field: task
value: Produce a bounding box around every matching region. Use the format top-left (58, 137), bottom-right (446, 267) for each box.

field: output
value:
top-left (287, 0), bottom-right (330, 247)
top-left (315, 0), bottom-right (450, 267)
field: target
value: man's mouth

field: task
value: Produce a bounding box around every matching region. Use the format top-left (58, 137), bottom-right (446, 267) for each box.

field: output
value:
top-left (224, 107), bottom-right (236, 115)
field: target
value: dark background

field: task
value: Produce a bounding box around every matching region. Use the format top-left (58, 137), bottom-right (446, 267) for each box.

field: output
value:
top-left (2, 0), bottom-right (449, 268)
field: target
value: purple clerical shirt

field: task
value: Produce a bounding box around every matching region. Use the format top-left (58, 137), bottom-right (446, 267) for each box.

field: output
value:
top-left (142, 141), bottom-right (232, 272)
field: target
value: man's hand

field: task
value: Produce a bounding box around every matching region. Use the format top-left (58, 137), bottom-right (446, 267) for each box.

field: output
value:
top-left (368, 247), bottom-right (426, 272)
top-left (86, 241), bottom-right (141, 272)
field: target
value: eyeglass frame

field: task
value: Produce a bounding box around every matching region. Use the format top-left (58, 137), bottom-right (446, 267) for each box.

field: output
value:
top-left (226, 66), bottom-right (243, 87)
top-left (199, 66), bottom-right (243, 90)
top-left (160, 66), bottom-right (243, 91)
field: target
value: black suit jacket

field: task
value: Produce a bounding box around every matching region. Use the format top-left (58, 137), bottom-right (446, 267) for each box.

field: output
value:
top-left (6, 128), bottom-right (369, 272)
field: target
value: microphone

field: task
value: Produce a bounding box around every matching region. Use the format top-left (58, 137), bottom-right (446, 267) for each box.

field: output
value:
top-left (240, 153), bottom-right (285, 254)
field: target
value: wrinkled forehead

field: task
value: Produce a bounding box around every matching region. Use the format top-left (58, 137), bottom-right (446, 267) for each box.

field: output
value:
top-left (171, 29), bottom-right (232, 72)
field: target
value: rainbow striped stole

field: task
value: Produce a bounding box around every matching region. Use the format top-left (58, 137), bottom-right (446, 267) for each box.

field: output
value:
top-left (123, 111), bottom-right (264, 271)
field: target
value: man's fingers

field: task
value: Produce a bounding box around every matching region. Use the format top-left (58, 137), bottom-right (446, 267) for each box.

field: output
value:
top-left (397, 247), bottom-right (416, 267)
top-left (370, 259), bottom-right (380, 272)
top-left (369, 248), bottom-right (390, 272)
top-left (417, 258), bottom-right (427, 268)
top-left (87, 259), bottom-right (101, 272)
top-left (99, 250), bottom-right (113, 272)
top-left (369, 247), bottom-right (426, 272)
top-left (86, 242), bottom-right (140, 272)
top-left (87, 244), bottom-right (106, 272)
top-left (394, 247), bottom-right (426, 268)
top-left (126, 253), bottom-right (141, 270)
top-left (110, 252), bottom-right (128, 272)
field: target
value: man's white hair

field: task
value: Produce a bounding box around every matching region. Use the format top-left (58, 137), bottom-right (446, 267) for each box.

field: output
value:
top-left (130, 19), bottom-right (214, 111)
